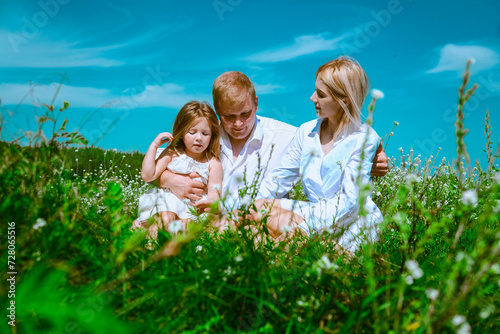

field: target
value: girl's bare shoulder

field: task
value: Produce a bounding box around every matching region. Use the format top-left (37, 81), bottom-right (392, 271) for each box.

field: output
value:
top-left (208, 157), bottom-right (222, 170)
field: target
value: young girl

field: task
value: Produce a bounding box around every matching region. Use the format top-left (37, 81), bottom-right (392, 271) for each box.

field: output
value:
top-left (133, 101), bottom-right (223, 240)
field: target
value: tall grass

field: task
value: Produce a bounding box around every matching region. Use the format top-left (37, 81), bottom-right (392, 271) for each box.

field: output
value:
top-left (1, 63), bottom-right (499, 333)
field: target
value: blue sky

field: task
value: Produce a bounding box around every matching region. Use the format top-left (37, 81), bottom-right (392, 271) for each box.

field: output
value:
top-left (1, 0), bottom-right (500, 166)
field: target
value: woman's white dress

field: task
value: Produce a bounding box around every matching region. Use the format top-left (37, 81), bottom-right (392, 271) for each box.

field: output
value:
top-left (137, 154), bottom-right (209, 221)
top-left (258, 119), bottom-right (383, 252)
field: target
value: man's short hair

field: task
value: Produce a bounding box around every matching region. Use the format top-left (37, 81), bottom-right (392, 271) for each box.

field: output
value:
top-left (212, 71), bottom-right (256, 113)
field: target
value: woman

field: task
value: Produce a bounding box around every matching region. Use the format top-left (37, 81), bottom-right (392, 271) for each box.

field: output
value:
top-left (253, 56), bottom-right (383, 252)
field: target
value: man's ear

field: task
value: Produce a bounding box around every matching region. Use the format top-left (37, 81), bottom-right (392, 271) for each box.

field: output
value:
top-left (254, 96), bottom-right (259, 109)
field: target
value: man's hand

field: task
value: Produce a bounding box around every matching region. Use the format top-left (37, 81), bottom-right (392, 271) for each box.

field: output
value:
top-left (158, 170), bottom-right (206, 203)
top-left (371, 143), bottom-right (389, 177)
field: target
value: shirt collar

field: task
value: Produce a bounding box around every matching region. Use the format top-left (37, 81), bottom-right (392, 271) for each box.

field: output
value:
top-left (309, 118), bottom-right (363, 139)
top-left (220, 116), bottom-right (263, 150)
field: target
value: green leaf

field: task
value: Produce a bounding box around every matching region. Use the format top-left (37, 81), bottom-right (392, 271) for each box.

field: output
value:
top-left (59, 118), bottom-right (68, 132)
top-left (60, 101), bottom-right (70, 111)
top-left (42, 103), bottom-right (54, 112)
top-left (39, 115), bottom-right (55, 124)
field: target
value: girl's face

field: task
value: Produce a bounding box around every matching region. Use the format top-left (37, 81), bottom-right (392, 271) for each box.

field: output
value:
top-left (183, 117), bottom-right (212, 158)
top-left (310, 79), bottom-right (343, 121)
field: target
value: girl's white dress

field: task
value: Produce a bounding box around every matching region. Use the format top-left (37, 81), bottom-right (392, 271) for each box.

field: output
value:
top-left (258, 119), bottom-right (383, 252)
top-left (137, 154), bottom-right (209, 221)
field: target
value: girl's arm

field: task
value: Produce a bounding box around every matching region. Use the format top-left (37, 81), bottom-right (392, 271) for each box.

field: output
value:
top-left (194, 158), bottom-right (223, 213)
top-left (141, 132), bottom-right (174, 183)
top-left (206, 158), bottom-right (223, 202)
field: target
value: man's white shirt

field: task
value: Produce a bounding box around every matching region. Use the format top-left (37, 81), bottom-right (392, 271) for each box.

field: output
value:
top-left (219, 115), bottom-right (296, 210)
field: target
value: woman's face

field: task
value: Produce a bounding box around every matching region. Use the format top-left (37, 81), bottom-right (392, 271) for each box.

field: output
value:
top-left (310, 79), bottom-right (343, 121)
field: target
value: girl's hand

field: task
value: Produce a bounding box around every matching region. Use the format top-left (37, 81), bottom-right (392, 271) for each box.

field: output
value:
top-left (153, 132), bottom-right (174, 147)
top-left (194, 199), bottom-right (220, 214)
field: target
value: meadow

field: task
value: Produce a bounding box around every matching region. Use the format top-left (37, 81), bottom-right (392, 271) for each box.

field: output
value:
top-left (0, 62), bottom-right (499, 333)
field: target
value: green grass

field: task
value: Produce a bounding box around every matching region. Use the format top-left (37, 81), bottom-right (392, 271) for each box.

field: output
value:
top-left (1, 63), bottom-right (499, 333)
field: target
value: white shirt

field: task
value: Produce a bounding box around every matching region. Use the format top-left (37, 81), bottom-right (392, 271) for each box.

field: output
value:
top-left (155, 116), bottom-right (297, 210)
top-left (219, 115), bottom-right (297, 211)
top-left (258, 119), bottom-right (382, 251)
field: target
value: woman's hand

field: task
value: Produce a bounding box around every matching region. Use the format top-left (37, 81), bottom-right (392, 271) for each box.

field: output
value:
top-left (371, 143), bottom-right (388, 177)
top-left (153, 132), bottom-right (174, 148)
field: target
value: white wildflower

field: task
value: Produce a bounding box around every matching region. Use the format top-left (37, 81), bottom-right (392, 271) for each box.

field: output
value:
top-left (113, 148), bottom-right (118, 152)
top-left (319, 254), bottom-right (338, 270)
top-left (240, 194), bottom-right (252, 207)
top-left (389, 132), bottom-right (394, 136)
top-left (405, 260), bottom-right (423, 279)
top-left (168, 220), bottom-right (183, 234)
top-left (195, 245), bottom-right (203, 253)
top-left (457, 323), bottom-right (471, 334)
top-left (403, 274), bottom-right (414, 285)
top-left (33, 218), bottom-right (47, 230)
top-left (425, 288), bottom-right (439, 300)
top-left (371, 89), bottom-right (384, 99)
top-left (398, 147), bottom-right (403, 153)
top-left (480, 305), bottom-right (494, 319)
top-left (394, 121), bottom-right (399, 126)
top-left (260, 208), bottom-right (267, 215)
top-left (212, 183), bottom-right (221, 191)
top-left (490, 263), bottom-right (500, 274)
top-left (461, 189), bottom-right (478, 207)
top-left (224, 266), bottom-right (235, 276)
top-left (405, 174), bottom-right (418, 184)
top-left (452, 315), bottom-right (466, 326)
top-left (203, 269), bottom-right (209, 274)
top-left (235, 255), bottom-right (243, 262)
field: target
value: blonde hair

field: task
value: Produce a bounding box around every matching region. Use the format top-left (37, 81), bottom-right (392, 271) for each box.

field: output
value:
top-left (316, 56), bottom-right (370, 140)
top-left (212, 71), bottom-right (256, 113)
top-left (165, 101), bottom-right (220, 159)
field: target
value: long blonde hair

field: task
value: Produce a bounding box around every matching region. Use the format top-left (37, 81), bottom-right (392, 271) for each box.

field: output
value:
top-left (316, 56), bottom-right (370, 140)
top-left (165, 101), bottom-right (220, 159)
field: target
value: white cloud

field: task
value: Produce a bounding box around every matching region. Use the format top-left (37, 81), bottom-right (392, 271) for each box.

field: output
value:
top-left (0, 31), bottom-right (125, 68)
top-left (243, 33), bottom-right (349, 63)
top-left (0, 82), bottom-right (210, 109)
top-left (253, 82), bottom-right (284, 95)
top-left (427, 44), bottom-right (500, 74)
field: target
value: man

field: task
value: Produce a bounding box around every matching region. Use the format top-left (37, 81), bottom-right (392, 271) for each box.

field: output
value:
top-left (158, 71), bottom-right (388, 210)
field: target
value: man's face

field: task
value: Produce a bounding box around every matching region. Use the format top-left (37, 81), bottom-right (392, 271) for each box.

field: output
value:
top-left (217, 96), bottom-right (258, 142)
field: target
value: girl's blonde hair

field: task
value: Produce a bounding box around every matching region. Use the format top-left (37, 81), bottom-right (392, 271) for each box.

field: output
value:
top-left (165, 101), bottom-right (220, 159)
top-left (316, 56), bottom-right (370, 140)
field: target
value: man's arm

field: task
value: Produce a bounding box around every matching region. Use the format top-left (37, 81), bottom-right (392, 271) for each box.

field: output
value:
top-left (156, 169), bottom-right (206, 202)
top-left (371, 143), bottom-right (389, 177)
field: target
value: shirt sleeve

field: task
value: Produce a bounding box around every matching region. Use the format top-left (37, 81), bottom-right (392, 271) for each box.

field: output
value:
top-left (258, 127), bottom-right (302, 199)
top-left (325, 128), bottom-right (381, 224)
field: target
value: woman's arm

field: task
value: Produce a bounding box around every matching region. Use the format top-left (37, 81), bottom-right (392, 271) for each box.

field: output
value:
top-left (327, 128), bottom-right (381, 222)
top-left (141, 132), bottom-right (174, 182)
top-left (258, 127), bottom-right (303, 199)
